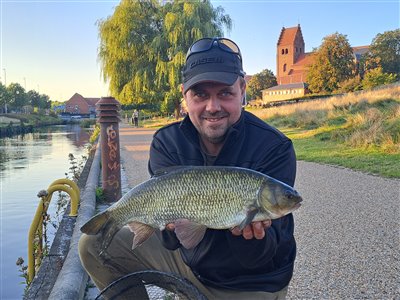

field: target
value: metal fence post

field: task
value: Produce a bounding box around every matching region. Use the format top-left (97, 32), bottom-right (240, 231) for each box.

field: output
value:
top-left (96, 97), bottom-right (122, 202)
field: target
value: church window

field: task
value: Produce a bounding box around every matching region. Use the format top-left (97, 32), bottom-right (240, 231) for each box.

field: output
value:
top-left (285, 48), bottom-right (288, 54)
top-left (281, 49), bottom-right (284, 55)
top-left (283, 64), bottom-right (287, 72)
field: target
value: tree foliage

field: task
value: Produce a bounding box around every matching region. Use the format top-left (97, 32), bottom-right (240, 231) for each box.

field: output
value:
top-left (155, 1), bottom-right (231, 117)
top-left (7, 83), bottom-right (27, 109)
top-left (246, 69), bottom-right (277, 100)
top-left (362, 67), bottom-right (397, 90)
top-left (0, 82), bottom-right (50, 112)
top-left (98, 0), bottom-right (161, 105)
top-left (98, 0), bottom-right (232, 117)
top-left (0, 83), bottom-right (9, 110)
top-left (306, 33), bottom-right (355, 93)
top-left (366, 29), bottom-right (400, 76)
top-left (338, 76), bottom-right (363, 93)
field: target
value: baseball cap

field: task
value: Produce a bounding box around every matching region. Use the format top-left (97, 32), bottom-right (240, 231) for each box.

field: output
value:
top-left (182, 38), bottom-right (245, 93)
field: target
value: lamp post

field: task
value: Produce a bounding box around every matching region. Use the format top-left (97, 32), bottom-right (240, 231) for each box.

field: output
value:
top-left (2, 68), bottom-right (6, 86)
top-left (2, 69), bottom-right (6, 114)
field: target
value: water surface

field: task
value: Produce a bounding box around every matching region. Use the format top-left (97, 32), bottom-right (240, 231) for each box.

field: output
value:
top-left (0, 125), bottom-right (90, 299)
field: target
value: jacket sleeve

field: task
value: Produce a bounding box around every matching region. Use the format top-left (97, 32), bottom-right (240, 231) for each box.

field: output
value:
top-left (256, 139), bottom-right (297, 187)
top-left (148, 134), bottom-right (182, 250)
top-left (226, 139), bottom-right (297, 268)
top-left (148, 135), bottom-right (178, 176)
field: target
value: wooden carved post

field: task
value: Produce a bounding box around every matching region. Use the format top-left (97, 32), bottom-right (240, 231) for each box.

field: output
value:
top-left (96, 97), bottom-right (122, 202)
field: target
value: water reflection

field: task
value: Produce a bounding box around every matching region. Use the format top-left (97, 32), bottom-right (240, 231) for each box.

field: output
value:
top-left (0, 125), bottom-right (90, 174)
top-left (0, 124), bottom-right (90, 299)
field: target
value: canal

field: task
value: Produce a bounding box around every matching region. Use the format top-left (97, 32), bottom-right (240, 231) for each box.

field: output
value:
top-left (0, 124), bottom-right (91, 299)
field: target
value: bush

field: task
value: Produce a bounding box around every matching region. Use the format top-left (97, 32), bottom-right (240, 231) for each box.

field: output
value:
top-left (89, 125), bottom-right (100, 144)
top-left (80, 119), bottom-right (96, 128)
top-left (362, 68), bottom-right (397, 90)
top-left (338, 76), bottom-right (363, 93)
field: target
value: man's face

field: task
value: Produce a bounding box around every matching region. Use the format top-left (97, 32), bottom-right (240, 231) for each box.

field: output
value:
top-left (183, 78), bottom-right (245, 145)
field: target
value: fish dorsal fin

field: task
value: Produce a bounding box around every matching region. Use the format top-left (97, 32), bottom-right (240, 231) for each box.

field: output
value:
top-left (238, 206), bottom-right (260, 230)
top-left (174, 219), bottom-right (207, 249)
top-left (128, 222), bottom-right (156, 249)
top-left (152, 166), bottom-right (192, 178)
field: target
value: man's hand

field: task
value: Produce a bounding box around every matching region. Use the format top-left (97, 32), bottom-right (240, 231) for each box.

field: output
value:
top-left (165, 223), bottom-right (175, 231)
top-left (231, 220), bottom-right (272, 240)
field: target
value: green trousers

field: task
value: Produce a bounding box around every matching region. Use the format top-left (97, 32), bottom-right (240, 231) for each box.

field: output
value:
top-left (78, 226), bottom-right (288, 300)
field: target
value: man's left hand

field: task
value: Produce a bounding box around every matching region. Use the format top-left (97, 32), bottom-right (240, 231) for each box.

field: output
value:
top-left (231, 220), bottom-right (272, 239)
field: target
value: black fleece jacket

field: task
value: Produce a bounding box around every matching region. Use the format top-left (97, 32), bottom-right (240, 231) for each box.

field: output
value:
top-left (148, 110), bottom-right (297, 292)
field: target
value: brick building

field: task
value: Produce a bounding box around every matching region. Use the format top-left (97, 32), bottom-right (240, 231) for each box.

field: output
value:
top-left (262, 24), bottom-right (369, 104)
top-left (64, 93), bottom-right (99, 117)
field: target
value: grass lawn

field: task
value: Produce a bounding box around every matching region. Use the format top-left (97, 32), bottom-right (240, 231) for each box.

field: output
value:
top-left (283, 128), bottom-right (400, 178)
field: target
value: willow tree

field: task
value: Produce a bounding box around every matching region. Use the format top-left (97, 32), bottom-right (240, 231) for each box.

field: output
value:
top-left (306, 33), bottom-right (355, 93)
top-left (98, 0), bottom-right (161, 105)
top-left (97, 0), bottom-right (232, 114)
top-left (156, 1), bottom-right (232, 117)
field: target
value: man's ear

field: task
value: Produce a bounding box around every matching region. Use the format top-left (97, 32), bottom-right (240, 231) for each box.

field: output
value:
top-left (241, 82), bottom-right (247, 106)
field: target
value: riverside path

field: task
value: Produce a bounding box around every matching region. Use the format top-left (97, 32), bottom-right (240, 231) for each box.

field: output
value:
top-left (118, 122), bottom-right (399, 299)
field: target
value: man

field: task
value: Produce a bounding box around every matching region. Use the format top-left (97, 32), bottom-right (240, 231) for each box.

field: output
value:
top-left (79, 37), bottom-right (297, 299)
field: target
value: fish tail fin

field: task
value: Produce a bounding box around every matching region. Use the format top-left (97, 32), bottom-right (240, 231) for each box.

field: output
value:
top-left (81, 211), bottom-right (121, 253)
top-left (81, 211), bottom-right (110, 235)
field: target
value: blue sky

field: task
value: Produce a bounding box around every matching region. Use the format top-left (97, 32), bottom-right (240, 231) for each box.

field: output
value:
top-left (1, 0), bottom-right (399, 102)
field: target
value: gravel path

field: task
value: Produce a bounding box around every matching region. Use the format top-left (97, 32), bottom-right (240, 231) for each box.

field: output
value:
top-left (287, 161), bottom-right (399, 299)
top-left (118, 124), bottom-right (400, 299)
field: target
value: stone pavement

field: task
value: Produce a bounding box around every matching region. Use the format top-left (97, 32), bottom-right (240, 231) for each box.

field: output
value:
top-left (118, 122), bottom-right (156, 188)
top-left (83, 122), bottom-right (156, 299)
top-left (86, 121), bottom-right (400, 299)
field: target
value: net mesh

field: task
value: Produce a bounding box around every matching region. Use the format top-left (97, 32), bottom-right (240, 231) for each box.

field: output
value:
top-left (96, 270), bottom-right (207, 300)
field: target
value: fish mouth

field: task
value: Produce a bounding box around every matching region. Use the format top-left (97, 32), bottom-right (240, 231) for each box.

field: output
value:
top-left (293, 202), bottom-right (302, 210)
top-left (286, 202), bottom-right (302, 214)
top-left (278, 201), bottom-right (302, 216)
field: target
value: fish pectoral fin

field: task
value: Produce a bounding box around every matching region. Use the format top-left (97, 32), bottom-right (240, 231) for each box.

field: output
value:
top-left (238, 207), bottom-right (260, 230)
top-left (174, 219), bottom-right (207, 250)
top-left (127, 222), bottom-right (156, 249)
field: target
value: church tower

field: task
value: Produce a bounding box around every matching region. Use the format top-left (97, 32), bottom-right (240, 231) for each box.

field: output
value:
top-left (276, 24), bottom-right (305, 84)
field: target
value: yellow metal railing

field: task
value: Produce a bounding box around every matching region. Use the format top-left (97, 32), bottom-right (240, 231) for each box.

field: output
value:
top-left (27, 178), bottom-right (80, 283)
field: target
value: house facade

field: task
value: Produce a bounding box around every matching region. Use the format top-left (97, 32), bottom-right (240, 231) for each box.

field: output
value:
top-left (262, 24), bottom-right (369, 104)
top-left (262, 82), bottom-right (309, 103)
top-left (64, 93), bottom-right (99, 117)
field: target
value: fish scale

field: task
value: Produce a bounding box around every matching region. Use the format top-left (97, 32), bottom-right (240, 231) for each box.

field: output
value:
top-left (81, 166), bottom-right (302, 250)
top-left (117, 168), bottom-right (263, 228)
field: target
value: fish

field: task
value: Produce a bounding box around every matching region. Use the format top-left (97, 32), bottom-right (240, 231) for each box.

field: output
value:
top-left (81, 166), bottom-right (302, 252)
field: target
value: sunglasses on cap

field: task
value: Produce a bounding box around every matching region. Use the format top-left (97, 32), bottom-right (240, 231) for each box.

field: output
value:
top-left (186, 37), bottom-right (242, 61)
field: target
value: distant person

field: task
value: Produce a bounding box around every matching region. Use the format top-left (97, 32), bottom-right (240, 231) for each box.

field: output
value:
top-left (79, 37), bottom-right (297, 299)
top-left (133, 109), bottom-right (139, 127)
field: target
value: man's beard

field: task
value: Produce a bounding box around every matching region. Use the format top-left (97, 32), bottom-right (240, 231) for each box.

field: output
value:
top-left (200, 111), bottom-right (229, 144)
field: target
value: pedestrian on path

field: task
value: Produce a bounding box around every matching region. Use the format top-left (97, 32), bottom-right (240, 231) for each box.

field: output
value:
top-left (79, 37), bottom-right (297, 299)
top-left (133, 109), bottom-right (139, 127)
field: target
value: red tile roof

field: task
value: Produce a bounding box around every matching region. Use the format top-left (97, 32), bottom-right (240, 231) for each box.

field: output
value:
top-left (85, 98), bottom-right (100, 106)
top-left (292, 52), bottom-right (315, 68)
top-left (277, 25), bottom-right (302, 46)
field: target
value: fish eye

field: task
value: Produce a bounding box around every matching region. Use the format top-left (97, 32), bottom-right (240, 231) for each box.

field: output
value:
top-left (284, 191), bottom-right (294, 199)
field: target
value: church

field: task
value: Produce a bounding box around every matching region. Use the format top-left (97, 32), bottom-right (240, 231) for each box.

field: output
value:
top-left (262, 24), bottom-right (369, 104)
